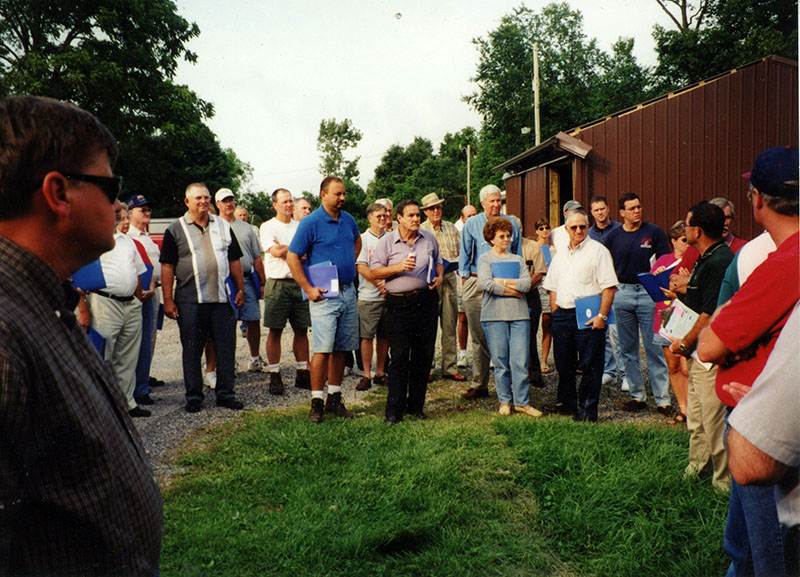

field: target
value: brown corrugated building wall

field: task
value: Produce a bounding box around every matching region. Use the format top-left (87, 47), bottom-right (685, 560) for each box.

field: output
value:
top-left (497, 56), bottom-right (798, 241)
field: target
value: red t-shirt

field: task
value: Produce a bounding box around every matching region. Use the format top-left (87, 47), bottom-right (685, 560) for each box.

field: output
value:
top-left (711, 231), bottom-right (799, 406)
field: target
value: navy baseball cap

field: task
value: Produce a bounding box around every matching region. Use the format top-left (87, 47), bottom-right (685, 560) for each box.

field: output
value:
top-left (743, 145), bottom-right (799, 199)
top-left (126, 194), bottom-right (150, 209)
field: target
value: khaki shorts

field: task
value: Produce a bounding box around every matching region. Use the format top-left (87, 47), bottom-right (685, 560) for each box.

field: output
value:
top-left (263, 278), bottom-right (311, 330)
top-left (358, 299), bottom-right (387, 339)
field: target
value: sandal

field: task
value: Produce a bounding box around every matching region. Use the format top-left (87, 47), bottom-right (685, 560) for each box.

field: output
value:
top-left (540, 364), bottom-right (551, 374)
top-left (668, 412), bottom-right (687, 425)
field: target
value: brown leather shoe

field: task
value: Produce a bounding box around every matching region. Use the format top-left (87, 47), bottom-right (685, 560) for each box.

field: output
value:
top-left (462, 386), bottom-right (489, 399)
top-left (325, 392), bottom-right (354, 418)
top-left (445, 373), bottom-right (467, 382)
top-left (269, 372), bottom-right (284, 395)
top-left (308, 397), bottom-right (324, 423)
top-left (356, 376), bottom-right (372, 391)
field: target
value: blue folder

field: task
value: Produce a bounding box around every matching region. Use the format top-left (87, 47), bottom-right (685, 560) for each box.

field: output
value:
top-left (88, 326), bottom-right (106, 356)
top-left (636, 269), bottom-right (672, 302)
top-left (250, 269), bottom-right (263, 300)
top-left (574, 295), bottom-right (616, 330)
top-left (71, 260), bottom-right (106, 291)
top-left (541, 245), bottom-right (552, 267)
top-left (491, 261), bottom-right (520, 279)
top-left (301, 261), bottom-right (339, 300)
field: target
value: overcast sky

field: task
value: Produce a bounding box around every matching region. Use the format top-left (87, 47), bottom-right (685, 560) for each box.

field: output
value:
top-left (173, 0), bottom-right (675, 196)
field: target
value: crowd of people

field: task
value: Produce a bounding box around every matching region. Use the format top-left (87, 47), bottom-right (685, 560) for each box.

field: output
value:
top-left (0, 94), bottom-right (797, 575)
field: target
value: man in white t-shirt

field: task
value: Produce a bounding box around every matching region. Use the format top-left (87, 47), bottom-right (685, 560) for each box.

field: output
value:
top-left (259, 189), bottom-right (311, 392)
top-left (355, 202), bottom-right (390, 391)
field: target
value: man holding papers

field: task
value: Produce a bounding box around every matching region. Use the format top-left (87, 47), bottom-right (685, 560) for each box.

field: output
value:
top-left (288, 176), bottom-right (361, 423)
top-left (668, 202), bottom-right (734, 490)
top-left (542, 210), bottom-right (617, 422)
top-left (371, 199), bottom-right (443, 424)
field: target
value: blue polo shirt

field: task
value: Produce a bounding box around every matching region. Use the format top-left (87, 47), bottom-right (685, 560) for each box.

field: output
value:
top-left (458, 212), bottom-right (521, 278)
top-left (288, 206), bottom-right (360, 284)
top-left (588, 218), bottom-right (621, 242)
top-left (603, 221), bottom-right (670, 284)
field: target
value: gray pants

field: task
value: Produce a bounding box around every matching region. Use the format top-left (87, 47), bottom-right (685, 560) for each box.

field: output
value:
top-left (436, 271), bottom-right (459, 375)
top-left (462, 276), bottom-right (491, 388)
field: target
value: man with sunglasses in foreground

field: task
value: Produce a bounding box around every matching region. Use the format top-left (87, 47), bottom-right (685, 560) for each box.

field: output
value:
top-left (0, 95), bottom-right (162, 574)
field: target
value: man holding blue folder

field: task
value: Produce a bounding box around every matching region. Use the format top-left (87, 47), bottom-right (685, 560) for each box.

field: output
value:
top-left (542, 210), bottom-right (618, 422)
top-left (288, 176), bottom-right (361, 423)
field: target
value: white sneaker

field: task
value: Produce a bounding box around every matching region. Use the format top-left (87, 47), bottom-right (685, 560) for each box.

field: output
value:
top-left (620, 378), bottom-right (630, 392)
top-left (203, 371), bottom-right (217, 389)
top-left (602, 373), bottom-right (615, 386)
top-left (457, 350), bottom-right (468, 368)
top-left (247, 357), bottom-right (264, 372)
top-left (343, 366), bottom-right (352, 377)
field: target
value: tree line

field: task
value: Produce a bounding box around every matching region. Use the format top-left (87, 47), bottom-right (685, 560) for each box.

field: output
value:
top-left (1, 1), bottom-right (794, 222)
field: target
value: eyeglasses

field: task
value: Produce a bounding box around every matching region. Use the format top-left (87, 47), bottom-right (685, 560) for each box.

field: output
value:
top-left (537, 225), bottom-right (550, 231)
top-left (568, 225), bottom-right (588, 231)
top-left (62, 173), bottom-right (122, 204)
top-left (374, 214), bottom-right (388, 219)
top-left (134, 207), bottom-right (152, 214)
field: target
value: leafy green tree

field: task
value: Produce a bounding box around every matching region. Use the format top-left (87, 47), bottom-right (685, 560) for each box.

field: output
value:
top-left (652, 0), bottom-right (798, 88)
top-left (465, 3), bottom-right (655, 161)
top-left (0, 0), bottom-right (248, 216)
top-left (317, 118), bottom-right (362, 180)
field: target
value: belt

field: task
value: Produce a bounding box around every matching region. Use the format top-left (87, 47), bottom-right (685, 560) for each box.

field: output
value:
top-left (388, 288), bottom-right (427, 298)
top-left (270, 277), bottom-right (296, 282)
top-left (469, 273), bottom-right (478, 278)
top-left (94, 290), bottom-right (135, 303)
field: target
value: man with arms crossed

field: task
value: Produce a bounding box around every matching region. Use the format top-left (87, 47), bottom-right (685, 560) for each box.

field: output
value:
top-left (261, 189), bottom-right (312, 392)
top-left (458, 184), bottom-right (521, 399)
top-left (355, 202), bottom-right (390, 391)
top-left (288, 176), bottom-right (361, 423)
top-left (0, 95), bottom-right (162, 574)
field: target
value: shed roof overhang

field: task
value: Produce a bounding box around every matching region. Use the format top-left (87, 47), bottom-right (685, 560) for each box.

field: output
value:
top-left (493, 131), bottom-right (592, 176)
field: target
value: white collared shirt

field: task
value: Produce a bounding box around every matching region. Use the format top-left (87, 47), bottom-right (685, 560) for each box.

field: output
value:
top-left (127, 225), bottom-right (161, 283)
top-left (100, 233), bottom-right (147, 297)
top-left (542, 237), bottom-right (618, 309)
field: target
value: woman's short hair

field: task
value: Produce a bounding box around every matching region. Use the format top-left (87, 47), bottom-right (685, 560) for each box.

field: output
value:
top-left (483, 216), bottom-right (513, 244)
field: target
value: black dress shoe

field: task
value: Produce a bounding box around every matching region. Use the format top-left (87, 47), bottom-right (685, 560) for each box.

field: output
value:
top-left (129, 406), bottom-right (152, 418)
top-left (185, 400), bottom-right (203, 413)
top-left (149, 376), bottom-right (165, 387)
top-left (529, 378), bottom-right (546, 388)
top-left (134, 393), bottom-right (155, 406)
top-left (385, 415), bottom-right (400, 426)
top-left (541, 403), bottom-right (577, 416)
top-left (216, 397), bottom-right (244, 410)
top-left (410, 411), bottom-right (429, 420)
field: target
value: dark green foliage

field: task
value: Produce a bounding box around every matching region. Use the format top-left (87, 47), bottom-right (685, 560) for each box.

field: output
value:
top-left (0, 0), bottom-right (249, 216)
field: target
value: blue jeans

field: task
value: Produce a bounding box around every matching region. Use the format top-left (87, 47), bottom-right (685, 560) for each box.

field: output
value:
top-left (613, 284), bottom-right (670, 406)
top-left (482, 319), bottom-right (530, 406)
top-left (551, 308), bottom-right (606, 420)
top-left (723, 417), bottom-right (787, 576)
top-left (134, 297), bottom-right (155, 397)
top-left (176, 301), bottom-right (237, 403)
top-left (603, 322), bottom-right (625, 380)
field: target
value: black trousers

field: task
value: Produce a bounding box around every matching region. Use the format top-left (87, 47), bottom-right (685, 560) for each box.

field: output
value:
top-left (384, 289), bottom-right (439, 420)
top-left (527, 291), bottom-right (543, 384)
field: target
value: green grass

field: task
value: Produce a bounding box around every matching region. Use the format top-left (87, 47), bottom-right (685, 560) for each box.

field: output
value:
top-left (161, 408), bottom-right (728, 576)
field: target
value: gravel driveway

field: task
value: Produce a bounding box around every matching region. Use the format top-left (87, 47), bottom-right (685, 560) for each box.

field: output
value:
top-left (137, 317), bottom-right (672, 482)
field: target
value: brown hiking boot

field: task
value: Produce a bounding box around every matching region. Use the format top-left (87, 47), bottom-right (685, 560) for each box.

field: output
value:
top-left (462, 386), bottom-right (489, 399)
top-left (308, 398), bottom-right (324, 423)
top-left (269, 372), bottom-right (284, 395)
top-left (295, 369), bottom-right (311, 390)
top-left (325, 392), bottom-right (354, 418)
top-left (356, 376), bottom-right (372, 391)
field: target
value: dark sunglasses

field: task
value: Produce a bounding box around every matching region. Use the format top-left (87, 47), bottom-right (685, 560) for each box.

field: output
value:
top-left (62, 173), bottom-right (122, 204)
top-left (568, 225), bottom-right (588, 231)
top-left (537, 225), bottom-right (550, 230)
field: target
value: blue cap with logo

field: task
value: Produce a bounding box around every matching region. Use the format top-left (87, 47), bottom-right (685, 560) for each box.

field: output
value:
top-left (743, 145), bottom-right (799, 199)
top-left (126, 194), bottom-right (150, 209)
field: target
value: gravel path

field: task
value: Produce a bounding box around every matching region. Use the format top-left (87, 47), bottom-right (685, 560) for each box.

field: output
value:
top-left (137, 317), bottom-right (674, 483)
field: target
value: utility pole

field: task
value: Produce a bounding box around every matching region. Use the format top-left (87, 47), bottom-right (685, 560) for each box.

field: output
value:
top-left (533, 44), bottom-right (541, 145)
top-left (466, 143), bottom-right (471, 206)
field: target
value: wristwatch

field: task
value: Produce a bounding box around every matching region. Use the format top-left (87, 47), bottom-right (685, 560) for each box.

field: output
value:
top-left (678, 341), bottom-right (690, 354)
top-left (598, 314), bottom-right (608, 321)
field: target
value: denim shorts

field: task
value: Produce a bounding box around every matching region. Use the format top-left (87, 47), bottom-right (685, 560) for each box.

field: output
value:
top-left (309, 283), bottom-right (359, 353)
top-left (236, 275), bottom-right (261, 321)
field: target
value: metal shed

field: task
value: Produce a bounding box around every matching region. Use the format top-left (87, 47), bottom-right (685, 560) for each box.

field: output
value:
top-left (496, 56), bottom-right (798, 240)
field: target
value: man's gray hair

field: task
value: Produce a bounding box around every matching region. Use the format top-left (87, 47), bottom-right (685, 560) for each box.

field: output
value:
top-left (479, 184), bottom-right (502, 202)
top-left (375, 197), bottom-right (393, 210)
top-left (366, 202), bottom-right (386, 217)
top-left (709, 197), bottom-right (735, 219)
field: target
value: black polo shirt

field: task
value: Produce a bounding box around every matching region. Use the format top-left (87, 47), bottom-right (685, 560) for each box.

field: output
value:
top-left (680, 240), bottom-right (734, 315)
